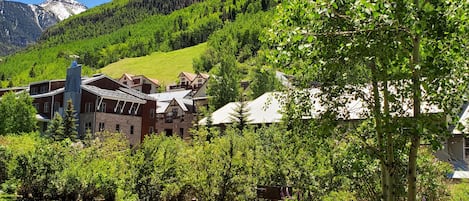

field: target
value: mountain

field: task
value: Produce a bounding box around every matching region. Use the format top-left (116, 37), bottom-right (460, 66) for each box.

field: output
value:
top-left (0, 0), bottom-right (86, 56)
top-left (0, 1), bottom-right (58, 55)
top-left (0, 0), bottom-right (278, 86)
top-left (40, 0), bottom-right (87, 21)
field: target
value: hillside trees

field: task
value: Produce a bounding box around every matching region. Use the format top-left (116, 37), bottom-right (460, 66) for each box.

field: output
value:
top-left (0, 0), bottom-right (278, 86)
top-left (207, 54), bottom-right (240, 109)
top-left (0, 92), bottom-right (37, 135)
top-left (265, 0), bottom-right (468, 200)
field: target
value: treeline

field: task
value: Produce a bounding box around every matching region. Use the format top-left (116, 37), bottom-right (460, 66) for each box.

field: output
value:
top-left (0, 125), bottom-right (451, 200)
top-left (0, 0), bottom-right (278, 87)
top-left (41, 0), bottom-right (204, 45)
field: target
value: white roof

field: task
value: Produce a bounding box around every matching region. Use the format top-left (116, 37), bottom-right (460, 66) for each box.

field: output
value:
top-left (157, 102), bottom-right (170, 114)
top-left (199, 85), bottom-right (444, 126)
top-left (200, 102), bottom-right (240, 125)
top-left (149, 90), bottom-right (192, 101)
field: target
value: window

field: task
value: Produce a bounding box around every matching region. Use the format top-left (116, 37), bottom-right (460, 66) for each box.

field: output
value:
top-left (44, 102), bottom-right (49, 113)
top-left (30, 87), bottom-right (38, 95)
top-left (98, 122), bottom-right (105, 132)
top-left (123, 81), bottom-right (127, 85)
top-left (130, 126), bottom-right (134, 135)
top-left (149, 126), bottom-right (154, 134)
top-left (116, 103), bottom-right (123, 114)
top-left (172, 108), bottom-right (178, 117)
top-left (85, 102), bottom-right (93, 113)
top-left (150, 108), bottom-right (155, 118)
top-left (115, 124), bottom-right (120, 132)
top-left (99, 102), bottom-right (106, 112)
top-left (40, 85), bottom-right (48, 93)
top-left (84, 122), bottom-right (92, 133)
top-left (179, 128), bottom-right (184, 138)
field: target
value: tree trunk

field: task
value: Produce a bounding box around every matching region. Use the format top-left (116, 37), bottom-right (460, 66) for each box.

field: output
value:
top-left (369, 62), bottom-right (390, 201)
top-left (407, 33), bottom-right (421, 201)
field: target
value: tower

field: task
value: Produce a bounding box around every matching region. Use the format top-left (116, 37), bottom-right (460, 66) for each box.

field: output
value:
top-left (64, 61), bottom-right (82, 134)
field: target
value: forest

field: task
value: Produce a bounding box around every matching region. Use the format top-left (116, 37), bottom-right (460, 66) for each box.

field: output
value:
top-left (0, 0), bottom-right (277, 87)
top-left (1, 0), bottom-right (469, 200)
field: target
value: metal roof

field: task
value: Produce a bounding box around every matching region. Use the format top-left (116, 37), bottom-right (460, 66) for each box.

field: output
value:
top-left (119, 87), bottom-right (156, 101)
top-left (82, 85), bottom-right (146, 104)
top-left (149, 90), bottom-right (192, 101)
top-left (199, 85), bottom-right (444, 126)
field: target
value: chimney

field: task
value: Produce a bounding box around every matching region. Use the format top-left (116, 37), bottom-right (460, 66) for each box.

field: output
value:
top-left (64, 60), bottom-right (82, 135)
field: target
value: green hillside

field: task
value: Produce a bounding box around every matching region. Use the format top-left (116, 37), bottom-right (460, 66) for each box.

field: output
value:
top-left (101, 43), bottom-right (207, 84)
top-left (0, 0), bottom-right (278, 87)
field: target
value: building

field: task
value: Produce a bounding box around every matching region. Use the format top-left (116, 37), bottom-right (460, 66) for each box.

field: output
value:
top-left (150, 90), bottom-right (195, 140)
top-left (200, 88), bottom-right (468, 177)
top-left (118, 73), bottom-right (160, 94)
top-left (168, 72), bottom-right (209, 91)
top-left (30, 63), bottom-right (157, 145)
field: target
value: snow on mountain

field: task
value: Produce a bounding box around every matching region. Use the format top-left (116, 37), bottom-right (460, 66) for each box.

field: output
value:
top-left (40, 0), bottom-right (87, 20)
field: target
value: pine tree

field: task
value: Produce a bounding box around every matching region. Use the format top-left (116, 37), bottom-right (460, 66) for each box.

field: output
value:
top-left (63, 99), bottom-right (78, 141)
top-left (230, 95), bottom-right (250, 132)
top-left (46, 112), bottom-right (65, 141)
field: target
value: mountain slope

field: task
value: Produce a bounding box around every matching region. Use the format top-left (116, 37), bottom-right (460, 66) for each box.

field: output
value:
top-left (101, 43), bottom-right (207, 84)
top-left (0, 0), bottom-right (87, 56)
top-left (0, 0), bottom-right (278, 86)
top-left (0, 1), bottom-right (58, 55)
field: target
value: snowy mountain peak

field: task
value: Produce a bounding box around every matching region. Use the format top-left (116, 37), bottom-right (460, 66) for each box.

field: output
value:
top-left (39, 0), bottom-right (87, 20)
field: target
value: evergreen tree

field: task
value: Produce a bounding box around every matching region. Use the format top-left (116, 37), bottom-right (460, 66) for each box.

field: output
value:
top-left (63, 99), bottom-right (78, 141)
top-left (230, 95), bottom-right (251, 132)
top-left (46, 112), bottom-right (65, 141)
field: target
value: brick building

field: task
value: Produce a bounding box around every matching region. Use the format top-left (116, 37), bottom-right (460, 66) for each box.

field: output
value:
top-left (30, 62), bottom-right (157, 145)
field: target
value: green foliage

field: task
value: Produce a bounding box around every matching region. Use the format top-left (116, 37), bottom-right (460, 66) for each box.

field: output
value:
top-left (249, 65), bottom-right (281, 99)
top-left (130, 134), bottom-right (188, 200)
top-left (63, 100), bottom-right (78, 141)
top-left (264, 0), bottom-right (468, 200)
top-left (450, 180), bottom-right (469, 201)
top-left (0, 92), bottom-right (37, 135)
top-left (101, 43), bottom-right (207, 84)
top-left (193, 11), bottom-right (274, 73)
top-left (0, 0), bottom-right (278, 86)
top-left (4, 131), bottom-right (131, 200)
top-left (230, 95), bottom-right (251, 131)
top-left (208, 52), bottom-right (240, 109)
top-left (46, 112), bottom-right (66, 141)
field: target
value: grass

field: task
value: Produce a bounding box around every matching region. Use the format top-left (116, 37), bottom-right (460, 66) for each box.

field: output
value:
top-left (449, 179), bottom-right (469, 201)
top-left (100, 43), bottom-right (207, 85)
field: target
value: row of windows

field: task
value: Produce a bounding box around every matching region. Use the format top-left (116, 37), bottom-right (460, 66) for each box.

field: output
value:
top-left (33, 102), bottom-right (60, 113)
top-left (30, 85), bottom-right (49, 95)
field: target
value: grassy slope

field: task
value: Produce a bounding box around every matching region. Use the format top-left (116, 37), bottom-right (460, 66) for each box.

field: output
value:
top-left (100, 43), bottom-right (207, 85)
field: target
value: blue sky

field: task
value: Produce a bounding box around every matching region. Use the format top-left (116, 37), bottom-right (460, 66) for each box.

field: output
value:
top-left (14, 0), bottom-right (111, 8)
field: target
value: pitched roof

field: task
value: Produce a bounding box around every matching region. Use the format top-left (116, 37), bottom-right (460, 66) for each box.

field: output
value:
top-left (197, 73), bottom-right (210, 79)
top-left (199, 84), bottom-right (444, 126)
top-left (82, 85), bottom-right (146, 104)
top-left (149, 90), bottom-right (192, 102)
top-left (180, 72), bottom-right (197, 81)
top-left (119, 87), bottom-right (156, 101)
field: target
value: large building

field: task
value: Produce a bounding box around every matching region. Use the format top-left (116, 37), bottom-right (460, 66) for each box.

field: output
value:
top-left (30, 62), bottom-right (157, 145)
